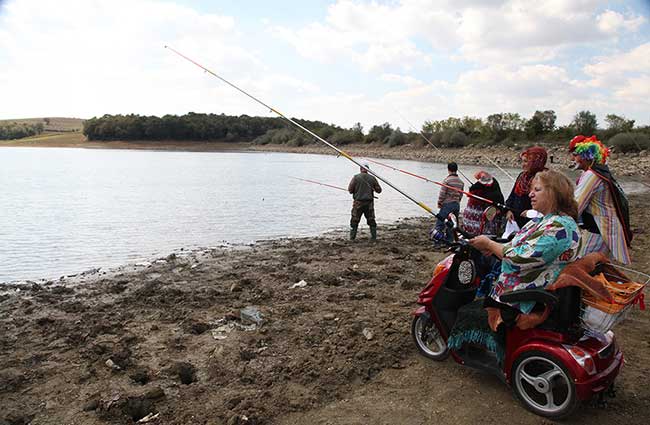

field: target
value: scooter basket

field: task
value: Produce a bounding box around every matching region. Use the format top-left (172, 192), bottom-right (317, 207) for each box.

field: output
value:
top-left (580, 264), bottom-right (649, 334)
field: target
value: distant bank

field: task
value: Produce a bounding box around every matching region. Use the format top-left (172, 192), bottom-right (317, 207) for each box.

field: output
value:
top-left (1, 127), bottom-right (649, 179)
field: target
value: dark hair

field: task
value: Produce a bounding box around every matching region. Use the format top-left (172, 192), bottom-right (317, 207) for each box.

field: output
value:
top-left (448, 162), bottom-right (458, 172)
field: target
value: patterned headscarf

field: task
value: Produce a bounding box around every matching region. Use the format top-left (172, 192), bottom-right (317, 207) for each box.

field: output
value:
top-left (569, 135), bottom-right (610, 165)
top-left (514, 146), bottom-right (548, 196)
top-left (474, 170), bottom-right (494, 185)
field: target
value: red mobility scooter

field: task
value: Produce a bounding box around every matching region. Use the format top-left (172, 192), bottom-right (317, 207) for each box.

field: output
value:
top-left (412, 214), bottom-right (645, 419)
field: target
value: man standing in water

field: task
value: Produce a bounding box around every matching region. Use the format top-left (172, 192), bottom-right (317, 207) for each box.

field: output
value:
top-left (433, 162), bottom-right (464, 247)
top-left (348, 163), bottom-right (382, 240)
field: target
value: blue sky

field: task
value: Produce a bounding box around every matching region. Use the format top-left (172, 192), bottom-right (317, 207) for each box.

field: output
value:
top-left (1, 0), bottom-right (649, 132)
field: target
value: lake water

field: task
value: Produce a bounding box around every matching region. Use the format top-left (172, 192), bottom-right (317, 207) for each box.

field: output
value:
top-left (1, 147), bottom-right (520, 283)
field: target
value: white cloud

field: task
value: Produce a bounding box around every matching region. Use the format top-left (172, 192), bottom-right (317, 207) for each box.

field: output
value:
top-left (0, 0), bottom-right (648, 130)
top-left (273, 0), bottom-right (647, 68)
top-left (584, 43), bottom-right (650, 84)
top-left (0, 0), bottom-right (275, 119)
top-left (597, 9), bottom-right (645, 34)
top-left (380, 73), bottom-right (424, 86)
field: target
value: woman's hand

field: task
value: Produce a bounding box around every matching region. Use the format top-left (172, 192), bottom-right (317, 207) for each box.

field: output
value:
top-left (469, 235), bottom-right (504, 259)
top-left (469, 235), bottom-right (492, 255)
top-left (506, 210), bottom-right (514, 222)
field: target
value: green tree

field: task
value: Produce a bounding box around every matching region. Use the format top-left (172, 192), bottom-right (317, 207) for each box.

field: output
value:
top-left (365, 123), bottom-right (393, 144)
top-left (525, 110), bottom-right (556, 138)
top-left (604, 114), bottom-right (634, 132)
top-left (572, 110), bottom-right (598, 136)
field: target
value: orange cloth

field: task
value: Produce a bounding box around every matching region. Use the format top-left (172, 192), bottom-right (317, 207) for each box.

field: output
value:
top-left (485, 252), bottom-right (614, 332)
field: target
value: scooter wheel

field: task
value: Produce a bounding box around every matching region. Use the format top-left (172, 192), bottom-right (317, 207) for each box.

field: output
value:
top-left (511, 350), bottom-right (578, 419)
top-left (411, 315), bottom-right (449, 361)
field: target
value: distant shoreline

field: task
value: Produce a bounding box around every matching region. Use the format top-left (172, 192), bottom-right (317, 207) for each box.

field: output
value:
top-left (2, 133), bottom-right (649, 179)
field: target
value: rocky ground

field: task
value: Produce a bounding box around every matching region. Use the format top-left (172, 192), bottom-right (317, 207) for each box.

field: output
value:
top-left (1, 188), bottom-right (649, 424)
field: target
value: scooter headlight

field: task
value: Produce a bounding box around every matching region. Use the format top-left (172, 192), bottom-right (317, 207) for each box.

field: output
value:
top-left (457, 260), bottom-right (475, 286)
top-left (563, 344), bottom-right (597, 375)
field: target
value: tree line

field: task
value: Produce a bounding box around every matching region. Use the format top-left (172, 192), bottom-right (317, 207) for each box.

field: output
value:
top-left (76, 110), bottom-right (649, 153)
top-left (419, 110), bottom-right (650, 152)
top-left (83, 113), bottom-right (342, 144)
top-left (0, 122), bottom-right (44, 140)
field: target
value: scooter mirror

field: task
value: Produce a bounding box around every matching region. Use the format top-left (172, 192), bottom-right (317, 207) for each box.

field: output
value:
top-left (483, 206), bottom-right (497, 221)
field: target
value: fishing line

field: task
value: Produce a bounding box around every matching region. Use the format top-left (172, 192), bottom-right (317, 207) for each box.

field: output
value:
top-left (166, 46), bottom-right (441, 219)
top-left (392, 107), bottom-right (516, 183)
top-left (362, 157), bottom-right (516, 211)
top-left (288, 176), bottom-right (347, 192)
top-left (288, 176), bottom-right (378, 199)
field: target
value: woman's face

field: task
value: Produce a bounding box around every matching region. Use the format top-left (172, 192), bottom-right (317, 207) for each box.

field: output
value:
top-left (529, 177), bottom-right (553, 214)
top-left (520, 154), bottom-right (531, 171)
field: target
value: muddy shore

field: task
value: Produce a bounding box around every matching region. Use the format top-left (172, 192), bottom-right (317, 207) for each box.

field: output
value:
top-left (1, 142), bottom-right (649, 425)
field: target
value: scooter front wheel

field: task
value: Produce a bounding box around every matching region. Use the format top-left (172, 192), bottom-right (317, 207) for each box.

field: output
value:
top-left (411, 315), bottom-right (449, 361)
top-left (511, 351), bottom-right (578, 419)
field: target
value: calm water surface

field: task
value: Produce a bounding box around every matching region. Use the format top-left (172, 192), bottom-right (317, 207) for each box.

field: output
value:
top-left (0, 147), bottom-right (517, 282)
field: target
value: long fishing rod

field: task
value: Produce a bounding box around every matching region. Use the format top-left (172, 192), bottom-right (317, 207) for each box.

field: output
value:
top-left (289, 176), bottom-right (378, 199)
top-left (394, 108), bottom-right (516, 183)
top-left (166, 46), bottom-right (441, 219)
top-left (363, 157), bottom-right (512, 211)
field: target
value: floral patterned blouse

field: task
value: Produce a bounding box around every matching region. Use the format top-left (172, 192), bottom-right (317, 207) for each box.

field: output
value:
top-left (490, 214), bottom-right (580, 313)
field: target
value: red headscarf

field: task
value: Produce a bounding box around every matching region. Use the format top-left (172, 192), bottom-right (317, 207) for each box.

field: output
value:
top-left (513, 146), bottom-right (548, 196)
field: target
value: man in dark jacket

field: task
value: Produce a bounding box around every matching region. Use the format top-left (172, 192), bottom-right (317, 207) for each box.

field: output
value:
top-left (348, 163), bottom-right (382, 240)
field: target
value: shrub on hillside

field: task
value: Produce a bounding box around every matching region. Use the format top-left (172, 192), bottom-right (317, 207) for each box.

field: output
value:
top-left (441, 130), bottom-right (469, 147)
top-left (387, 129), bottom-right (407, 147)
top-left (608, 132), bottom-right (650, 153)
top-left (287, 134), bottom-right (310, 147)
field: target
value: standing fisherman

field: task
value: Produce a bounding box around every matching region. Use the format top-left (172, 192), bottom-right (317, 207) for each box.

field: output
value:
top-left (433, 162), bottom-right (464, 246)
top-left (348, 164), bottom-right (382, 240)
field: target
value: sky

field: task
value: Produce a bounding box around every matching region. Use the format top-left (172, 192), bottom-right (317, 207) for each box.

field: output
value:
top-left (1, 0), bottom-right (649, 132)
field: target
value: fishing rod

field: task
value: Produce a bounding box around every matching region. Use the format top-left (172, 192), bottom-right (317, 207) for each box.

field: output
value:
top-left (166, 46), bottom-right (441, 219)
top-left (288, 176), bottom-right (378, 199)
top-left (363, 157), bottom-right (513, 211)
top-left (392, 108), bottom-right (472, 184)
top-left (393, 108), bottom-right (516, 183)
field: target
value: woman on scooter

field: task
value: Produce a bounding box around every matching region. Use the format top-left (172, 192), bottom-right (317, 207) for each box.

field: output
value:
top-left (469, 170), bottom-right (581, 315)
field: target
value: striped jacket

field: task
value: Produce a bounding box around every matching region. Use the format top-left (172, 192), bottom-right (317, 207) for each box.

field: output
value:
top-left (575, 169), bottom-right (631, 264)
top-left (437, 173), bottom-right (464, 207)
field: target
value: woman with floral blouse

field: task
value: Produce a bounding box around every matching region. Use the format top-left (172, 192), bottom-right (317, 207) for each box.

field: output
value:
top-left (470, 170), bottom-right (581, 314)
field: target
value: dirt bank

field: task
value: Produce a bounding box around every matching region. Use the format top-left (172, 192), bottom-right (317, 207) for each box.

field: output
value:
top-left (3, 134), bottom-right (650, 178)
top-left (1, 191), bottom-right (649, 425)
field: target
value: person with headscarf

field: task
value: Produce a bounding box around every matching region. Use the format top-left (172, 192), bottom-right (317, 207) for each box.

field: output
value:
top-left (462, 171), bottom-right (504, 236)
top-left (569, 135), bottom-right (631, 264)
top-left (505, 146), bottom-right (548, 228)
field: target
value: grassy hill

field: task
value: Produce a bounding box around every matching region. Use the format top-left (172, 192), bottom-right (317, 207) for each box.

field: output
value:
top-left (0, 117), bottom-right (84, 132)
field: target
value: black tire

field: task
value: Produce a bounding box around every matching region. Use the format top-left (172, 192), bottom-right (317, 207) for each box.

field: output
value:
top-left (411, 315), bottom-right (449, 361)
top-left (511, 350), bottom-right (578, 419)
